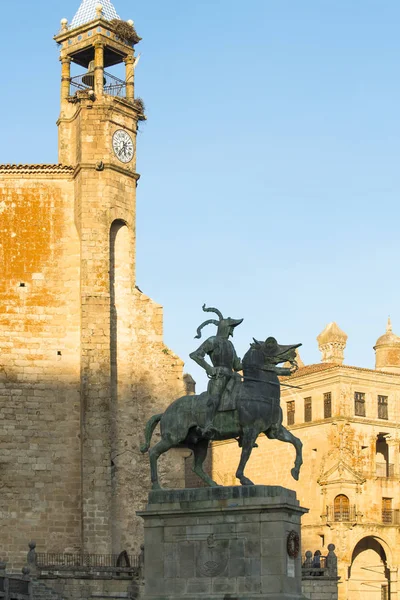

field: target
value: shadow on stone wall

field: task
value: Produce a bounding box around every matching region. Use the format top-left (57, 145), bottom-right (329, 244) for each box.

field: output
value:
top-left (0, 371), bottom-right (187, 570)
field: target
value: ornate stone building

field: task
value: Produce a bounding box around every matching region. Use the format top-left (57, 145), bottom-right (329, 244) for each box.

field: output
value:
top-left (210, 320), bottom-right (400, 600)
top-left (0, 0), bottom-right (185, 568)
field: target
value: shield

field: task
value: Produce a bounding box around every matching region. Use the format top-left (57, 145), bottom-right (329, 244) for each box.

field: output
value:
top-left (196, 535), bottom-right (229, 578)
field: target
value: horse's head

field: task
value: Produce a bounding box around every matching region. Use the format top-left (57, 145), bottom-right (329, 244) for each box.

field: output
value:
top-left (252, 337), bottom-right (302, 367)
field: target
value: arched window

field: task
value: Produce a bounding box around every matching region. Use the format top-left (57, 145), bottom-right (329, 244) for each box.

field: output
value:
top-left (334, 494), bottom-right (350, 521)
top-left (376, 434), bottom-right (391, 477)
top-left (109, 220), bottom-right (132, 405)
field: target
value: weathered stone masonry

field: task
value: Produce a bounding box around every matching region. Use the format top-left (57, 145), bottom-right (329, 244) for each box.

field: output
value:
top-left (0, 7), bottom-right (186, 569)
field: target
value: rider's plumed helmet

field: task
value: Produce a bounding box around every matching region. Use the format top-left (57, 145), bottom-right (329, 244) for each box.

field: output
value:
top-left (195, 305), bottom-right (243, 339)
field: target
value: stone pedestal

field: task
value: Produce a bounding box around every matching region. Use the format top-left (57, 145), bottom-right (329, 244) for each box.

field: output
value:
top-left (138, 485), bottom-right (308, 600)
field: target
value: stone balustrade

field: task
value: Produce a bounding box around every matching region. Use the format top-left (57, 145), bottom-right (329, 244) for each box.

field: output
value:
top-left (301, 544), bottom-right (339, 600)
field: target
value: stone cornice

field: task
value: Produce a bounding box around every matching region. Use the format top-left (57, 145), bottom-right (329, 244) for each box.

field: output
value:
top-left (286, 415), bottom-right (400, 431)
top-left (57, 97), bottom-right (138, 127)
top-left (73, 162), bottom-right (140, 181)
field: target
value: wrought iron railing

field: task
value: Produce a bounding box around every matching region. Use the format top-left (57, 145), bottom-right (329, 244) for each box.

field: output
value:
top-left (381, 509), bottom-right (400, 525)
top-left (325, 505), bottom-right (357, 523)
top-left (36, 552), bottom-right (139, 570)
top-left (70, 71), bottom-right (126, 98)
top-left (376, 462), bottom-right (395, 478)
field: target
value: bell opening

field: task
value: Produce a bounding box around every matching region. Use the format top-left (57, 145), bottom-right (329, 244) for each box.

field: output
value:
top-left (68, 48), bottom-right (130, 101)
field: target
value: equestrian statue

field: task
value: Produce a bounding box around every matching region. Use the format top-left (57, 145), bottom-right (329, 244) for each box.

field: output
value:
top-left (140, 305), bottom-right (303, 489)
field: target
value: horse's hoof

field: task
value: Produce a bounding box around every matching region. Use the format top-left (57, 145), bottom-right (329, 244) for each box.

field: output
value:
top-left (152, 482), bottom-right (163, 490)
top-left (291, 468), bottom-right (299, 481)
top-left (239, 477), bottom-right (254, 486)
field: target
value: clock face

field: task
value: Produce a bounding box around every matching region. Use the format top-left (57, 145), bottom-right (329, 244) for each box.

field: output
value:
top-left (112, 129), bottom-right (134, 163)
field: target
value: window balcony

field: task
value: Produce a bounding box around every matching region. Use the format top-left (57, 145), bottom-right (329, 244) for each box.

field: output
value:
top-left (325, 505), bottom-right (357, 523)
top-left (381, 509), bottom-right (400, 525)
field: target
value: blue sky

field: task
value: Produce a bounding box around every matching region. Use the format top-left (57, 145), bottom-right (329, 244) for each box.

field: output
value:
top-left (1, 1), bottom-right (399, 389)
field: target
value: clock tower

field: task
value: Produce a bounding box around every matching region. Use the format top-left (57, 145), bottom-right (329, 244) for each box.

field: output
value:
top-left (54, 1), bottom-right (183, 555)
top-left (54, 0), bottom-right (145, 554)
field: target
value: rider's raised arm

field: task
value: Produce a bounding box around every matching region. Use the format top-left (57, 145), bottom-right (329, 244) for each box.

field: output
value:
top-left (189, 337), bottom-right (216, 377)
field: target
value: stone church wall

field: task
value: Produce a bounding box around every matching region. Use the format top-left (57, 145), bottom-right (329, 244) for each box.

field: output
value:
top-left (0, 169), bottom-right (187, 566)
top-left (108, 288), bottom-right (187, 553)
top-left (0, 172), bottom-right (82, 567)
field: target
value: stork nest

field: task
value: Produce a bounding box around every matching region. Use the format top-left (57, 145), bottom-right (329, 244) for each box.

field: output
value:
top-left (134, 97), bottom-right (146, 121)
top-left (110, 19), bottom-right (142, 45)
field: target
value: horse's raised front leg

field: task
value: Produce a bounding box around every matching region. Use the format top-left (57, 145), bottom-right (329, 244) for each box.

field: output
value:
top-left (271, 425), bottom-right (303, 480)
top-left (191, 439), bottom-right (220, 487)
top-left (149, 438), bottom-right (173, 490)
top-left (236, 427), bottom-right (258, 486)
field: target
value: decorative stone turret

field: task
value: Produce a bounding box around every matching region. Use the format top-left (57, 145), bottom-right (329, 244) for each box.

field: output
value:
top-left (317, 322), bottom-right (348, 365)
top-left (374, 318), bottom-right (400, 373)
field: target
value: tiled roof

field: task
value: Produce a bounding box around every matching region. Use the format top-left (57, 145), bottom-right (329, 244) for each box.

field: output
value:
top-left (285, 363), bottom-right (400, 379)
top-left (287, 363), bottom-right (338, 378)
top-left (70, 0), bottom-right (120, 30)
top-left (0, 164), bottom-right (74, 174)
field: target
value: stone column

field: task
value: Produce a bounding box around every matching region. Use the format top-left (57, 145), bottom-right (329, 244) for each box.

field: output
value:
top-left (387, 438), bottom-right (399, 477)
top-left (124, 53), bottom-right (135, 102)
top-left (389, 566), bottom-right (397, 599)
top-left (60, 56), bottom-right (71, 103)
top-left (94, 42), bottom-right (105, 96)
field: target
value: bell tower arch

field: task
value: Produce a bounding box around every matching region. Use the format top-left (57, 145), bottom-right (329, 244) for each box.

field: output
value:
top-left (54, 1), bottom-right (144, 553)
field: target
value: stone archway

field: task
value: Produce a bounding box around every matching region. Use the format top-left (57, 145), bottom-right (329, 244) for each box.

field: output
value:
top-left (348, 536), bottom-right (390, 600)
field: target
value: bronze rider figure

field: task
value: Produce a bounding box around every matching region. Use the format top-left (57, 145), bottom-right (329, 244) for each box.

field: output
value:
top-left (190, 305), bottom-right (243, 438)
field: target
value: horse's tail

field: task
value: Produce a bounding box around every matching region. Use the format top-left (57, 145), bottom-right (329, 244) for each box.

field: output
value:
top-left (140, 413), bottom-right (163, 453)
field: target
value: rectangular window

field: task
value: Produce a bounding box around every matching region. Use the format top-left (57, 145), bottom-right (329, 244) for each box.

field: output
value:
top-left (378, 395), bottom-right (388, 420)
top-left (354, 392), bottom-right (366, 417)
top-left (287, 401), bottom-right (295, 426)
top-left (304, 397), bottom-right (312, 422)
top-left (324, 392), bottom-right (332, 418)
top-left (382, 497), bottom-right (392, 524)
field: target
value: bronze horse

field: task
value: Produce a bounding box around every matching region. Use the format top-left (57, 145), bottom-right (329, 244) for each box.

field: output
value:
top-left (140, 337), bottom-right (303, 489)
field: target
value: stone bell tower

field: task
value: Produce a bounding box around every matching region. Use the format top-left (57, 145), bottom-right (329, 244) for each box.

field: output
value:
top-left (54, 1), bottom-right (184, 555)
top-left (54, 0), bottom-right (144, 554)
